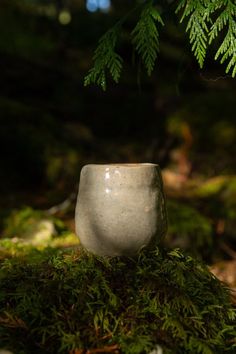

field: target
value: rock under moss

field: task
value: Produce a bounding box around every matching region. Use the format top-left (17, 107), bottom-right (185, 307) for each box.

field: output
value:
top-left (0, 247), bottom-right (235, 354)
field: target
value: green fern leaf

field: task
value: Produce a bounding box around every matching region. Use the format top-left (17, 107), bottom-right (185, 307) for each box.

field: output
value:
top-left (209, 0), bottom-right (236, 77)
top-left (176, 0), bottom-right (210, 68)
top-left (84, 25), bottom-right (123, 90)
top-left (131, 0), bottom-right (163, 76)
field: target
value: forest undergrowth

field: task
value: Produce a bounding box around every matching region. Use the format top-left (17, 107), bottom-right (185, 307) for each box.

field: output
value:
top-left (0, 246), bottom-right (235, 354)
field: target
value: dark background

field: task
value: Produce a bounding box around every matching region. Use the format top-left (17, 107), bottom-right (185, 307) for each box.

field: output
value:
top-left (0, 1), bottom-right (236, 269)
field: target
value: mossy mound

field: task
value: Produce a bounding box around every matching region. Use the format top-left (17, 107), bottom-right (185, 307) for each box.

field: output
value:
top-left (0, 247), bottom-right (235, 354)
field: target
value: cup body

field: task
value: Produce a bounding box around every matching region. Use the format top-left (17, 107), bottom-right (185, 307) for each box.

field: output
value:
top-left (75, 163), bottom-right (167, 256)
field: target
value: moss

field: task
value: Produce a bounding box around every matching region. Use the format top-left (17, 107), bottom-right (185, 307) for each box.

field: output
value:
top-left (221, 179), bottom-right (236, 219)
top-left (165, 201), bottom-right (213, 257)
top-left (0, 246), bottom-right (235, 354)
top-left (195, 176), bottom-right (232, 198)
top-left (2, 207), bottom-right (68, 240)
top-left (192, 177), bottom-right (236, 241)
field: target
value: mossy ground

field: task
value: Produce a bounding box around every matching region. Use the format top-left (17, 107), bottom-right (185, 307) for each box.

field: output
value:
top-left (0, 245), bottom-right (235, 354)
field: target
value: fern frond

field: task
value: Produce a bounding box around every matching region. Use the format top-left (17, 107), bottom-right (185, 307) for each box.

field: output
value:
top-left (131, 0), bottom-right (164, 76)
top-left (176, 0), bottom-right (210, 68)
top-left (209, 0), bottom-right (236, 77)
top-left (84, 24), bottom-right (123, 90)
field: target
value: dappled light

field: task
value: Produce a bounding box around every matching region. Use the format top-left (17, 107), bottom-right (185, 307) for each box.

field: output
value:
top-left (86, 0), bottom-right (111, 13)
top-left (58, 9), bottom-right (72, 25)
top-left (0, 0), bottom-right (236, 353)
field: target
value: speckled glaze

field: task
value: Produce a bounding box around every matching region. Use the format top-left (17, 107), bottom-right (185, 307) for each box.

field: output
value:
top-left (75, 163), bottom-right (167, 256)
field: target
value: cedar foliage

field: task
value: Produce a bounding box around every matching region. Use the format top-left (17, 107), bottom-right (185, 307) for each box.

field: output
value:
top-left (0, 247), bottom-right (235, 354)
top-left (85, 0), bottom-right (236, 90)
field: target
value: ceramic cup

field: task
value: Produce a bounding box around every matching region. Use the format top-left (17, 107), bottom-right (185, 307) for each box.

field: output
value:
top-left (75, 163), bottom-right (167, 256)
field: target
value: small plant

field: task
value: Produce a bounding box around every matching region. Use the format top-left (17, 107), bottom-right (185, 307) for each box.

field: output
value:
top-left (0, 246), bottom-right (235, 353)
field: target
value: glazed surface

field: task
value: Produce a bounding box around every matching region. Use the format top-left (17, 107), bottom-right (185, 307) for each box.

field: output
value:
top-left (75, 164), bottom-right (167, 256)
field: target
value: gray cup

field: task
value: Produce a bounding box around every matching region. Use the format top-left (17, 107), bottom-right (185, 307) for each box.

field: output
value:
top-left (75, 163), bottom-right (167, 256)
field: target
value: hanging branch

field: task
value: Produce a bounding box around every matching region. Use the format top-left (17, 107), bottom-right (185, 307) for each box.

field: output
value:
top-left (84, 0), bottom-right (236, 90)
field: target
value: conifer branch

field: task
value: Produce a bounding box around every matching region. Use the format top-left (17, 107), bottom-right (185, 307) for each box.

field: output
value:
top-left (131, 0), bottom-right (164, 76)
top-left (84, 1), bottom-right (163, 90)
top-left (84, 0), bottom-right (236, 90)
top-left (84, 24), bottom-right (123, 91)
top-left (176, 0), bottom-right (210, 68)
top-left (209, 0), bottom-right (236, 77)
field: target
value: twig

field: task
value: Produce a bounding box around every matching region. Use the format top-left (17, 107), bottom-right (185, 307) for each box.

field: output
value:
top-left (200, 73), bottom-right (232, 82)
top-left (46, 192), bottom-right (77, 215)
top-left (70, 344), bottom-right (119, 354)
top-left (0, 314), bottom-right (27, 329)
top-left (86, 344), bottom-right (119, 353)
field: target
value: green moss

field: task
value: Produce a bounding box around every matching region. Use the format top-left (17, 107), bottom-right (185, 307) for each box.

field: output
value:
top-left (195, 177), bottom-right (231, 198)
top-left (0, 233), bottom-right (79, 260)
top-left (165, 201), bottom-right (213, 257)
top-left (2, 207), bottom-right (68, 240)
top-left (193, 177), bottom-right (236, 236)
top-left (221, 179), bottom-right (236, 220)
top-left (0, 247), bottom-right (235, 354)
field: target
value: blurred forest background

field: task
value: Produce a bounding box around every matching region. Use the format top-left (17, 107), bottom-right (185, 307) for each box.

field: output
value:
top-left (0, 0), bottom-right (236, 292)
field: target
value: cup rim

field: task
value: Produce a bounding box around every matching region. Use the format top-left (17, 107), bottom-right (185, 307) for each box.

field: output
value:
top-left (83, 163), bottom-right (159, 168)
